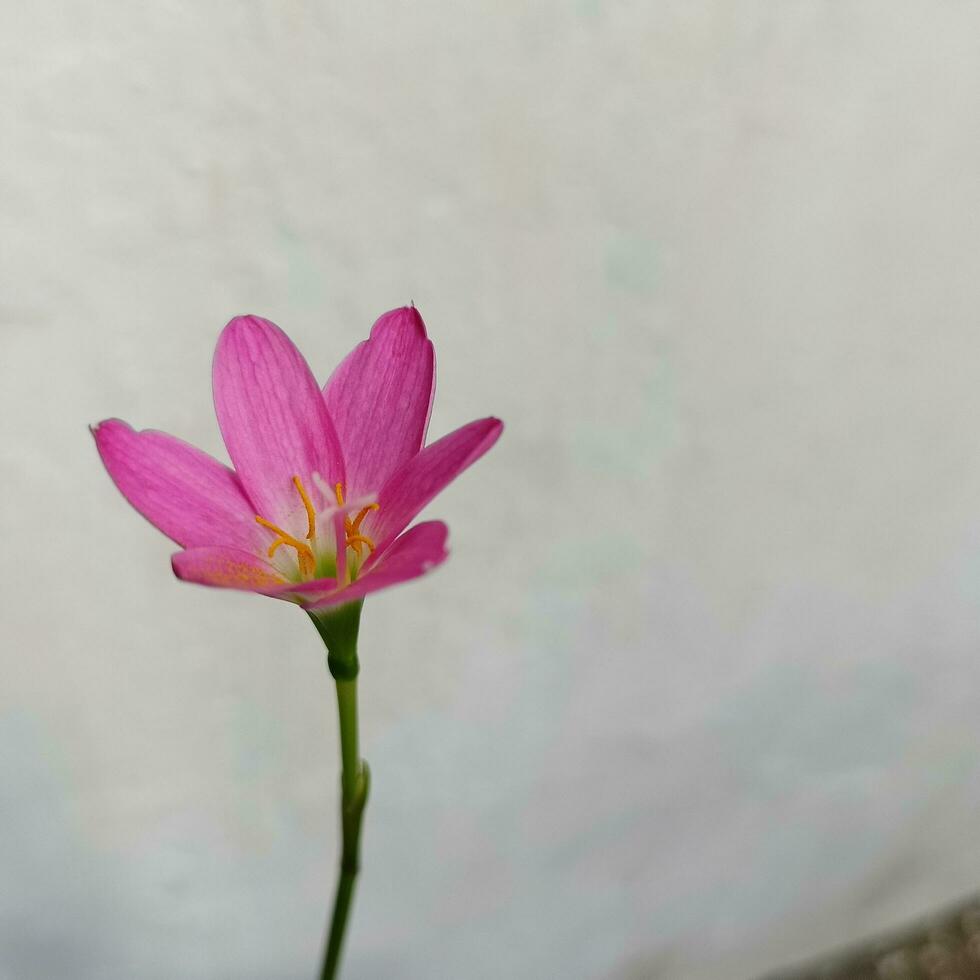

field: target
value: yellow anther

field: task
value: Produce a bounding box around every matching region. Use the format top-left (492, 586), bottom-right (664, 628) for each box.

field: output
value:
top-left (345, 532), bottom-right (376, 556)
top-left (255, 516), bottom-right (316, 577)
top-left (292, 475), bottom-right (316, 540)
top-left (351, 503), bottom-right (379, 533)
top-left (333, 483), bottom-right (377, 550)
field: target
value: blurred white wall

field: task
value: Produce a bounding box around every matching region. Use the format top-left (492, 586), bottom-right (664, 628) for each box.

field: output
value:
top-left (3, 3), bottom-right (980, 978)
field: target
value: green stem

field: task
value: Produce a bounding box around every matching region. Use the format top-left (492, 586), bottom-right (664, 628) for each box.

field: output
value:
top-left (320, 677), bottom-right (369, 980)
top-left (336, 679), bottom-right (360, 801)
top-left (309, 602), bottom-right (367, 980)
top-left (322, 863), bottom-right (356, 979)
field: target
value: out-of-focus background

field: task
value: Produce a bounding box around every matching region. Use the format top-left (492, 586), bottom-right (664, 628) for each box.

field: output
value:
top-left (3, 3), bottom-right (980, 979)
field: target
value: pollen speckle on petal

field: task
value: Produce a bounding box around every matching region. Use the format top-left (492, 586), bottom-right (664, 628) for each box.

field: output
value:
top-left (204, 556), bottom-right (282, 589)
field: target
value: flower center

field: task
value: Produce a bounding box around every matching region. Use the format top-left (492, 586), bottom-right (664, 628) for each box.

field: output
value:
top-left (253, 476), bottom-right (379, 580)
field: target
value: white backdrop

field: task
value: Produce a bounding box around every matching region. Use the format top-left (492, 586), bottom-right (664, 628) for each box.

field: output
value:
top-left (4, 3), bottom-right (980, 978)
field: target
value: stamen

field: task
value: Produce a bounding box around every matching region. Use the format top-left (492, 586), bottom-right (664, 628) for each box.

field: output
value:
top-left (255, 516), bottom-right (316, 576)
top-left (309, 477), bottom-right (381, 566)
top-left (351, 503), bottom-right (379, 533)
top-left (292, 475), bottom-right (316, 540)
top-left (345, 532), bottom-right (376, 554)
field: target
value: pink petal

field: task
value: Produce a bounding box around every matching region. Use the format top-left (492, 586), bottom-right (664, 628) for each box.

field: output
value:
top-left (365, 417), bottom-right (503, 556)
top-left (213, 315), bottom-right (345, 531)
top-left (92, 419), bottom-right (262, 551)
top-left (278, 575), bottom-right (342, 603)
top-left (306, 521), bottom-right (449, 609)
top-left (172, 546), bottom-right (288, 593)
top-left (323, 306), bottom-right (435, 497)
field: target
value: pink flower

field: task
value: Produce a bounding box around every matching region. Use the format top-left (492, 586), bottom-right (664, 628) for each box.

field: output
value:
top-left (92, 307), bottom-right (502, 610)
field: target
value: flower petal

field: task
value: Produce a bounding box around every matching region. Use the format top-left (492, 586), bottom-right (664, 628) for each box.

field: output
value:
top-left (172, 547), bottom-right (288, 593)
top-left (323, 306), bottom-right (435, 497)
top-left (365, 417), bottom-right (503, 555)
top-left (92, 419), bottom-right (262, 550)
top-left (213, 315), bottom-right (345, 531)
top-left (277, 575), bottom-right (342, 604)
top-left (306, 521), bottom-right (449, 609)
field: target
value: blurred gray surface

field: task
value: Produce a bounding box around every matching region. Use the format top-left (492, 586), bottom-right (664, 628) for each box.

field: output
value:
top-left (765, 893), bottom-right (980, 980)
top-left (4, 2), bottom-right (980, 978)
